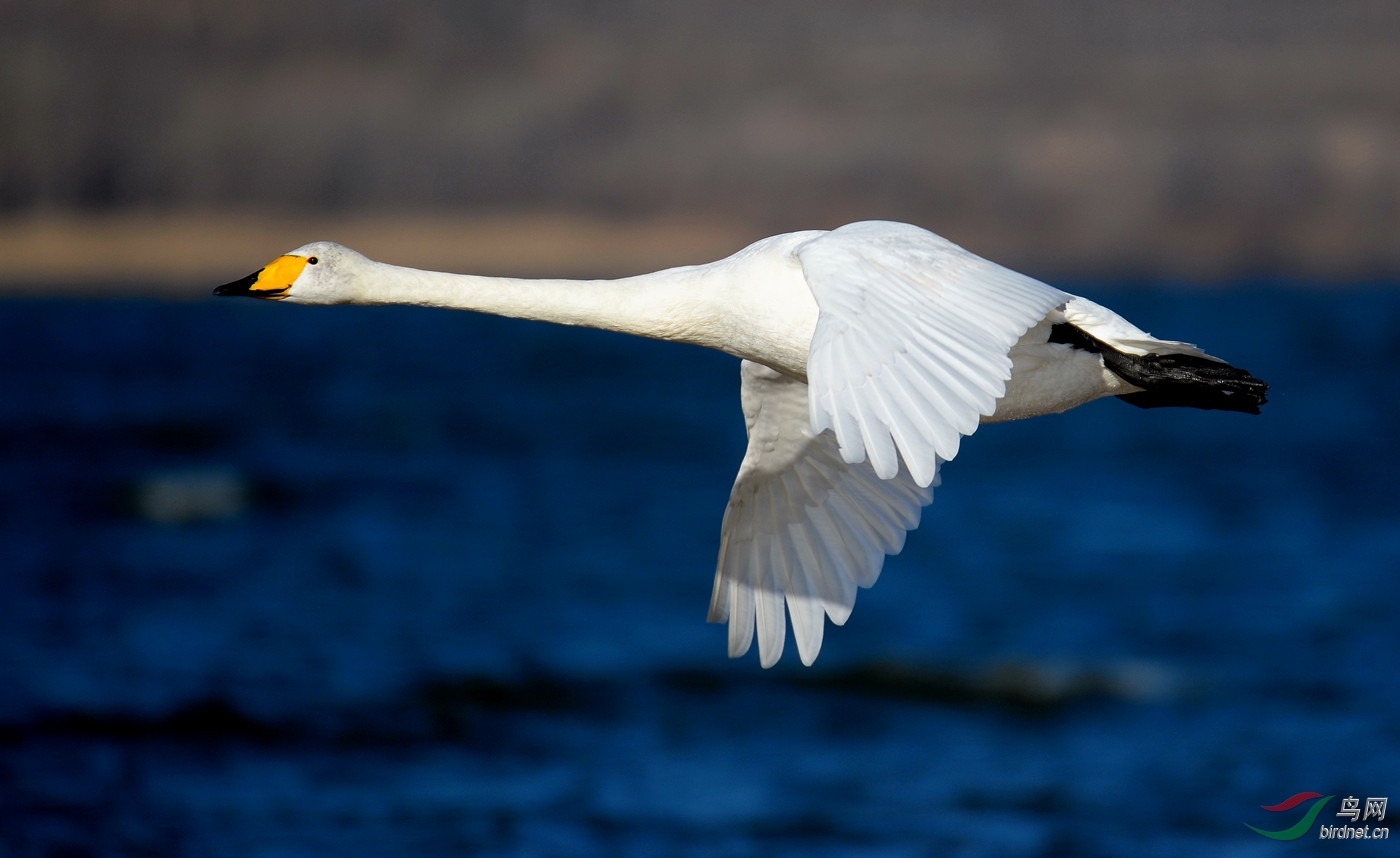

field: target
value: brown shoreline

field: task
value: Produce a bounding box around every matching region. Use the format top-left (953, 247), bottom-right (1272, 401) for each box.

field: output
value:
top-left (0, 212), bottom-right (760, 297)
top-left (0, 210), bottom-right (1393, 296)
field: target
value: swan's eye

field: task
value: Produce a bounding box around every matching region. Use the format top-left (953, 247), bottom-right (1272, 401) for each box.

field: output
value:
top-left (308, 256), bottom-right (319, 265)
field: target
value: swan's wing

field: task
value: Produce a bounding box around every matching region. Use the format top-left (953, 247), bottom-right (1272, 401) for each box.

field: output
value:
top-left (798, 221), bottom-right (1071, 486)
top-left (1061, 296), bottom-right (1218, 360)
top-left (709, 361), bottom-right (935, 667)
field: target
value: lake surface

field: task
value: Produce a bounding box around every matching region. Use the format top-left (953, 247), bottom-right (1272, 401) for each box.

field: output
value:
top-left (1, 285), bottom-right (1396, 855)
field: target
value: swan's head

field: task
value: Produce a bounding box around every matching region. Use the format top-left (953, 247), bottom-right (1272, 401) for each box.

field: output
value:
top-left (213, 241), bottom-right (364, 304)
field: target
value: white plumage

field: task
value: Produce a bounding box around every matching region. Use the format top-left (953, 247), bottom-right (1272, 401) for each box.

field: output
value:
top-left (217, 220), bottom-right (1267, 667)
top-left (711, 360), bottom-right (933, 667)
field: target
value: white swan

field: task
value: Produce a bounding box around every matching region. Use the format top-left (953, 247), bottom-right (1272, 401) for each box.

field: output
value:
top-left (216, 221), bottom-right (1267, 667)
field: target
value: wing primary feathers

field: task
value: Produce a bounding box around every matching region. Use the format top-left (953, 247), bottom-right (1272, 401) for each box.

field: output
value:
top-left (753, 491), bottom-right (786, 668)
top-left (727, 571), bottom-right (755, 658)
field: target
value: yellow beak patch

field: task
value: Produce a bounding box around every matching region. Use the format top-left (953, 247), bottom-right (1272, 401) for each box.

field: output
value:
top-left (215, 254), bottom-right (310, 298)
top-left (250, 254), bottom-right (310, 293)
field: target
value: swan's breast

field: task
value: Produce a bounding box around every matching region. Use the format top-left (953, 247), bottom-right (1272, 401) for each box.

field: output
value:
top-left (695, 232), bottom-right (822, 382)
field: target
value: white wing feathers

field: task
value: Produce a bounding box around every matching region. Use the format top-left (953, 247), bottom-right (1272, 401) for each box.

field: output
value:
top-left (1061, 295), bottom-right (1217, 360)
top-left (799, 222), bottom-right (1071, 485)
top-left (709, 361), bottom-right (934, 667)
top-left (712, 222), bottom-right (1083, 666)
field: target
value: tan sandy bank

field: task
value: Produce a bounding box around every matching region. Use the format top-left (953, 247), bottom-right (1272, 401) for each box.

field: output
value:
top-left (1, 210), bottom-right (1393, 296)
top-left (0, 211), bottom-right (758, 297)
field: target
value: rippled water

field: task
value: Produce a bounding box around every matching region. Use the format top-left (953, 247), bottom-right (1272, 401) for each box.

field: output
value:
top-left (1, 285), bottom-right (1396, 855)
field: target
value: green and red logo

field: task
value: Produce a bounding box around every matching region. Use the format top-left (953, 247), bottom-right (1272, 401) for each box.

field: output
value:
top-left (1246, 792), bottom-right (1334, 840)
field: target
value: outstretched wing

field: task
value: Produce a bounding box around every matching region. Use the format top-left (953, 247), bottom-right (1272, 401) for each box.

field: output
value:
top-left (709, 361), bottom-right (934, 667)
top-left (798, 221), bottom-right (1070, 486)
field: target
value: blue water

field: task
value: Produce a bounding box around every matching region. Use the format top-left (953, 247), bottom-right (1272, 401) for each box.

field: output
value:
top-left (1, 285), bottom-right (1396, 856)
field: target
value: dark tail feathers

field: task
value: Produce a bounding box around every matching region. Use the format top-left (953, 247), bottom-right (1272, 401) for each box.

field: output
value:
top-left (1049, 323), bottom-right (1269, 414)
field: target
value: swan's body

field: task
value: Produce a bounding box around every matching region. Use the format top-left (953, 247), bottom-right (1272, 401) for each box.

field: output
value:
top-left (217, 221), bottom-right (1267, 667)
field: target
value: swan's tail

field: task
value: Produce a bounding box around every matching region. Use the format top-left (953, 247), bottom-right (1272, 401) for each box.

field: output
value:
top-left (1049, 323), bottom-right (1269, 414)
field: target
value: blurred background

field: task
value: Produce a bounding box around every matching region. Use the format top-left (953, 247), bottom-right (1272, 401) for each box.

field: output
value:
top-left (1, 1), bottom-right (1397, 855)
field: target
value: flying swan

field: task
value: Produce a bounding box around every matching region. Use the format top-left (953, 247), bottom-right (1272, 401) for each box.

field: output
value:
top-left (216, 221), bottom-right (1268, 667)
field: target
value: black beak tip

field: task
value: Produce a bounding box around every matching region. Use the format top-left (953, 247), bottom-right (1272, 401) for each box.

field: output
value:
top-left (214, 271), bottom-right (260, 297)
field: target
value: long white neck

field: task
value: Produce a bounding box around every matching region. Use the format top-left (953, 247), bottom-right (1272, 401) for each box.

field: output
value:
top-left (308, 231), bottom-right (825, 380)
top-left (347, 256), bottom-right (727, 350)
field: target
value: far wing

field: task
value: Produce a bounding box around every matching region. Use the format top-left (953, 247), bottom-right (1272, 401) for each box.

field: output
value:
top-left (709, 361), bottom-right (934, 667)
top-left (799, 221), bottom-right (1070, 486)
top-left (1062, 295), bottom-right (1218, 360)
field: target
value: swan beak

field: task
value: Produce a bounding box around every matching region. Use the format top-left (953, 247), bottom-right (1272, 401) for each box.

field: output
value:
top-left (213, 254), bottom-right (309, 299)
